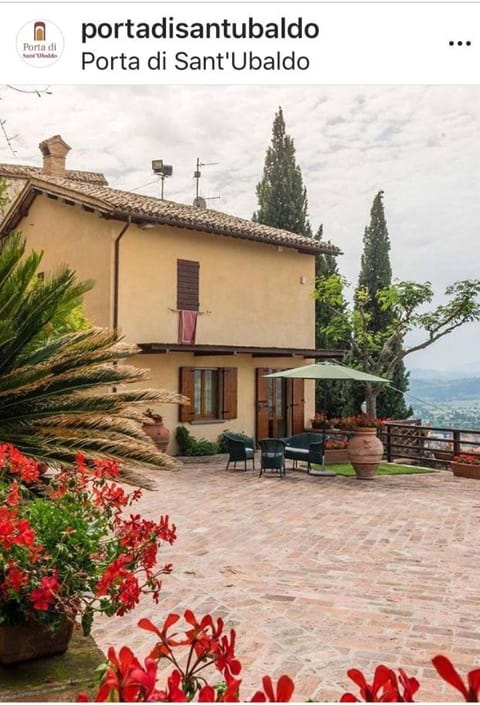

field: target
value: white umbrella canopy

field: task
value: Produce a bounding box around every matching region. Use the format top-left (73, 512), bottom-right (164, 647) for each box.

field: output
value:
top-left (264, 361), bottom-right (389, 383)
top-left (264, 362), bottom-right (390, 474)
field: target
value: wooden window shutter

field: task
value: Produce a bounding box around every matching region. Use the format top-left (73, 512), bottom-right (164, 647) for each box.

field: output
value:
top-left (179, 367), bottom-right (195, 421)
top-left (177, 260), bottom-right (199, 311)
top-left (291, 378), bottom-right (305, 434)
top-left (222, 367), bottom-right (238, 420)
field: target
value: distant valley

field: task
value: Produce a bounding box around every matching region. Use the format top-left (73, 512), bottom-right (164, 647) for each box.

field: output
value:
top-left (406, 369), bottom-right (480, 429)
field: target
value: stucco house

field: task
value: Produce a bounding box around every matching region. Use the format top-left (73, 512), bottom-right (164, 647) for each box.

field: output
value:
top-left (0, 135), bottom-right (343, 453)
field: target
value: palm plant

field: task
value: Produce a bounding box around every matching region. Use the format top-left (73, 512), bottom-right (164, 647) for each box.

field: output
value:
top-left (0, 233), bottom-right (183, 468)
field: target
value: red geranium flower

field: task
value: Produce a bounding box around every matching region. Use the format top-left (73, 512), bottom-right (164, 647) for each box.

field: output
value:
top-left (29, 574), bottom-right (60, 611)
top-left (432, 655), bottom-right (480, 702)
top-left (251, 675), bottom-right (295, 702)
top-left (340, 665), bottom-right (402, 702)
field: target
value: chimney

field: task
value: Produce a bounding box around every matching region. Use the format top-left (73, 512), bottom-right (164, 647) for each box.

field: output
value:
top-left (39, 135), bottom-right (71, 176)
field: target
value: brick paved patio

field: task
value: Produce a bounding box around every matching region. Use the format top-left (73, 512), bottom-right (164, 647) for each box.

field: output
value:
top-left (91, 461), bottom-right (479, 701)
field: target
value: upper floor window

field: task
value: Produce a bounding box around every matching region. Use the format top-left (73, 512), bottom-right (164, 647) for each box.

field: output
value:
top-left (177, 259), bottom-right (199, 311)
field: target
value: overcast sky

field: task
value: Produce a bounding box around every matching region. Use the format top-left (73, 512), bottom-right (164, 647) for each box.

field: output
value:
top-left (1, 84), bottom-right (479, 372)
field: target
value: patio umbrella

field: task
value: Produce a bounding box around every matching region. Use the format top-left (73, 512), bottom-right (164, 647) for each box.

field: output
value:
top-left (264, 362), bottom-right (390, 472)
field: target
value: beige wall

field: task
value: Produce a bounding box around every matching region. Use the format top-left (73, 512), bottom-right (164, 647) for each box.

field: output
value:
top-left (15, 194), bottom-right (114, 327)
top-left (13, 195), bottom-right (315, 348)
top-left (13, 195), bottom-right (318, 453)
top-left (133, 353), bottom-right (315, 455)
top-left (119, 223), bottom-right (316, 349)
top-left (16, 197), bottom-right (317, 350)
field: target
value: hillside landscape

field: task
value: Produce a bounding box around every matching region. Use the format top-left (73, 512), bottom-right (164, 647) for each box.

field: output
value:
top-left (408, 368), bottom-right (480, 429)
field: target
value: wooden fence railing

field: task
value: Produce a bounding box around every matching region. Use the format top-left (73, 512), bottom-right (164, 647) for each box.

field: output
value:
top-left (308, 421), bottom-right (480, 467)
top-left (380, 421), bottom-right (480, 467)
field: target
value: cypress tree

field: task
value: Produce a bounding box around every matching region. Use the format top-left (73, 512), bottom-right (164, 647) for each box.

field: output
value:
top-left (358, 191), bottom-right (392, 329)
top-left (355, 191), bottom-right (411, 418)
top-left (253, 107), bottom-right (311, 236)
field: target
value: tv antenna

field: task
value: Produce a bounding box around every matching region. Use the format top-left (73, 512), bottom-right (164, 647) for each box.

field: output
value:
top-left (0, 120), bottom-right (18, 157)
top-left (193, 157), bottom-right (220, 206)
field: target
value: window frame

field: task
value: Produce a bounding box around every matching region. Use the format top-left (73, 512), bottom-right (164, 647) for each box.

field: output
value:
top-left (179, 367), bottom-right (237, 423)
top-left (193, 368), bottom-right (220, 420)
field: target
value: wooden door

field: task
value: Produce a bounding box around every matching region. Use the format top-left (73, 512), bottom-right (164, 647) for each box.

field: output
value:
top-left (256, 369), bottom-right (305, 439)
top-left (255, 368), bottom-right (270, 441)
top-left (291, 378), bottom-right (305, 434)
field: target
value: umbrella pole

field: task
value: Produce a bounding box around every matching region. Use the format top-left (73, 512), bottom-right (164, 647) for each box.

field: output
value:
top-left (322, 380), bottom-right (327, 469)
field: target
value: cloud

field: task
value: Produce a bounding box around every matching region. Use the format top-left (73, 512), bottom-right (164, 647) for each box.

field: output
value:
top-left (1, 84), bottom-right (478, 370)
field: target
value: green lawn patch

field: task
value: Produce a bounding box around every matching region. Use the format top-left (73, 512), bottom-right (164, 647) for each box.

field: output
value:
top-left (314, 462), bottom-right (435, 476)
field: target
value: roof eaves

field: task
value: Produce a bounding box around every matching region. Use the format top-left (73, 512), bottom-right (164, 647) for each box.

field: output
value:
top-left (106, 208), bottom-right (342, 256)
top-left (139, 342), bottom-right (346, 359)
top-left (1, 174), bottom-right (342, 256)
top-left (0, 178), bottom-right (114, 233)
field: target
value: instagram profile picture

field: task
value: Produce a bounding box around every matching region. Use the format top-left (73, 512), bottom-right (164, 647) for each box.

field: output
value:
top-left (17, 20), bottom-right (64, 67)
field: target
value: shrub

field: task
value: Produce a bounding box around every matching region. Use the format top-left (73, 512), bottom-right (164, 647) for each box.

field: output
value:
top-left (175, 427), bottom-right (220, 456)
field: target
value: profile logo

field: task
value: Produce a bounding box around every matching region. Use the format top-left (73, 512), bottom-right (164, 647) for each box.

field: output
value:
top-left (17, 19), bottom-right (64, 67)
top-left (34, 22), bottom-right (46, 42)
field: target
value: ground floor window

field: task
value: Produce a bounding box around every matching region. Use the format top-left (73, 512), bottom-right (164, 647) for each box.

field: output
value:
top-left (193, 369), bottom-right (218, 419)
top-left (179, 367), bottom-right (237, 422)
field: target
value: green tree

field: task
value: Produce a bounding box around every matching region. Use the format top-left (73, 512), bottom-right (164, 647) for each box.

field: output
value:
top-left (358, 192), bottom-right (392, 329)
top-left (253, 107), bottom-right (311, 236)
top-left (0, 233), bottom-right (183, 468)
top-left (314, 225), bottom-right (351, 416)
top-left (355, 191), bottom-right (411, 418)
top-left (315, 274), bottom-right (480, 416)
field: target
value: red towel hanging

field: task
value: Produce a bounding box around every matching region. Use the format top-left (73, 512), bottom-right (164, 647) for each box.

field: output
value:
top-left (178, 310), bottom-right (198, 344)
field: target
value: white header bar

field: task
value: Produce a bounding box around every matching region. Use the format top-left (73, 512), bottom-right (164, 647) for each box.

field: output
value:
top-left (0, 2), bottom-right (479, 84)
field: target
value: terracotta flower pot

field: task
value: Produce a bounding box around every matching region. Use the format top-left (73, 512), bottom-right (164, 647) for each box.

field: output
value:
top-left (324, 448), bottom-right (350, 464)
top-left (347, 428), bottom-right (384, 480)
top-left (451, 461), bottom-right (480, 480)
top-left (0, 617), bottom-right (74, 664)
top-left (142, 418), bottom-right (170, 453)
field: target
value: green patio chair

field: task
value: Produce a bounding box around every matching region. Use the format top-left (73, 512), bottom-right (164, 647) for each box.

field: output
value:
top-left (258, 438), bottom-right (287, 478)
top-left (224, 433), bottom-right (256, 471)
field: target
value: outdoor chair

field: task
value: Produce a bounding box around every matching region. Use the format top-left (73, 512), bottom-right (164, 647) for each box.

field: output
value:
top-left (223, 433), bottom-right (256, 471)
top-left (282, 433), bottom-right (324, 472)
top-left (258, 438), bottom-right (287, 478)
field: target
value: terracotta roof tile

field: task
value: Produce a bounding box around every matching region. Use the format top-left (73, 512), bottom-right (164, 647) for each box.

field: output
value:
top-left (3, 169), bottom-right (342, 256)
top-left (0, 163), bottom-right (107, 185)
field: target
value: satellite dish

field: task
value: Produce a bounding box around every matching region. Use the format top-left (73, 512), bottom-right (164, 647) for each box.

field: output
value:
top-left (193, 196), bottom-right (207, 209)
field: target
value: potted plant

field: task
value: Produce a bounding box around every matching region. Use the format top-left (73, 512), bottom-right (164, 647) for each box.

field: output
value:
top-left (324, 438), bottom-right (349, 464)
top-left (339, 414), bottom-right (384, 480)
top-left (143, 408), bottom-right (170, 453)
top-left (0, 444), bottom-right (176, 664)
top-left (451, 453), bottom-right (480, 480)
